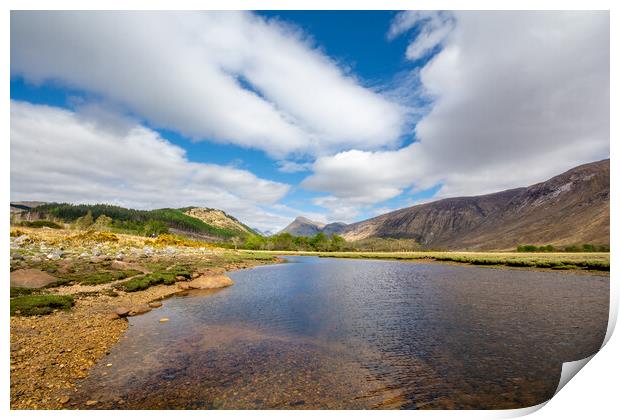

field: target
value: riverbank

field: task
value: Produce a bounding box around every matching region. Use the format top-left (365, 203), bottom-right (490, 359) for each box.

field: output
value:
top-left (244, 250), bottom-right (610, 274)
top-left (9, 227), bottom-right (279, 409)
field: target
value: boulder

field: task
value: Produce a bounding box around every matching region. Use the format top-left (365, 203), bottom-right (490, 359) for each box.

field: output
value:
top-left (128, 304), bottom-right (152, 316)
top-left (114, 307), bottom-right (131, 317)
top-left (187, 274), bottom-right (234, 290)
top-left (110, 260), bottom-right (145, 272)
top-left (105, 312), bottom-right (120, 321)
top-left (10, 269), bottom-right (58, 288)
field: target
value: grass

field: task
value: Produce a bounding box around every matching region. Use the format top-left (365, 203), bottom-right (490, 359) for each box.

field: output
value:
top-left (10, 294), bottom-right (74, 316)
top-left (77, 269), bottom-right (142, 285)
top-left (118, 268), bottom-right (192, 292)
top-left (10, 287), bottom-right (39, 298)
top-left (245, 250), bottom-right (610, 272)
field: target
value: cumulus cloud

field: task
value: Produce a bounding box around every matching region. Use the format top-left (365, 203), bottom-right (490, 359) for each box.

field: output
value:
top-left (11, 11), bottom-right (405, 158)
top-left (10, 101), bottom-right (292, 231)
top-left (305, 11), bottom-right (610, 217)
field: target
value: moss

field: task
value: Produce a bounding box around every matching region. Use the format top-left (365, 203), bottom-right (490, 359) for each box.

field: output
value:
top-left (77, 269), bottom-right (141, 285)
top-left (118, 271), bottom-right (177, 292)
top-left (10, 287), bottom-right (38, 298)
top-left (10, 294), bottom-right (74, 316)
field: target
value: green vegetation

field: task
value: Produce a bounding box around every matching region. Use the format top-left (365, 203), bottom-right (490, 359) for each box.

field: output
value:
top-left (237, 233), bottom-right (421, 252)
top-left (247, 250), bottom-right (609, 272)
top-left (517, 244), bottom-right (609, 252)
top-left (19, 220), bottom-right (63, 229)
top-left (119, 268), bottom-right (192, 292)
top-left (29, 203), bottom-right (246, 240)
top-left (77, 269), bottom-right (142, 285)
top-left (10, 287), bottom-right (38, 298)
top-left (10, 294), bottom-right (74, 316)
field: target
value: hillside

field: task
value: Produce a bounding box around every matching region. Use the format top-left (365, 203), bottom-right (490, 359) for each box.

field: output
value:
top-left (340, 159), bottom-right (609, 250)
top-left (12, 203), bottom-right (253, 241)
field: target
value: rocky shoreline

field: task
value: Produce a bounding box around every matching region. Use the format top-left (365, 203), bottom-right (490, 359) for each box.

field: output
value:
top-left (10, 227), bottom-right (278, 409)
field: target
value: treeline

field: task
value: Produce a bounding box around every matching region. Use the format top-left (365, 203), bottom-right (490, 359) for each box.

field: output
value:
top-left (26, 203), bottom-right (245, 239)
top-left (228, 232), bottom-right (421, 252)
top-left (516, 244), bottom-right (609, 252)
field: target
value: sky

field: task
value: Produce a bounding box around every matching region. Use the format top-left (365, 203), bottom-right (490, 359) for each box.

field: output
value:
top-left (10, 11), bottom-right (610, 232)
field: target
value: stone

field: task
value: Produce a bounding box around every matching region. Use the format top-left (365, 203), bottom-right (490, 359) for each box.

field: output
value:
top-left (143, 246), bottom-right (154, 257)
top-left (11, 253), bottom-right (25, 260)
top-left (10, 269), bottom-right (59, 288)
top-left (114, 307), bottom-right (131, 317)
top-left (59, 396), bottom-right (71, 405)
top-left (148, 301), bottom-right (162, 308)
top-left (79, 252), bottom-right (90, 257)
top-left (110, 260), bottom-right (145, 272)
top-left (128, 304), bottom-right (152, 316)
top-left (164, 246), bottom-right (176, 255)
top-left (92, 248), bottom-right (102, 257)
top-left (13, 235), bottom-right (30, 246)
top-left (46, 251), bottom-right (63, 260)
top-left (187, 274), bottom-right (234, 290)
top-left (159, 318), bottom-right (169, 323)
top-left (175, 275), bottom-right (187, 282)
top-left (105, 313), bottom-right (120, 321)
top-left (85, 400), bottom-right (98, 406)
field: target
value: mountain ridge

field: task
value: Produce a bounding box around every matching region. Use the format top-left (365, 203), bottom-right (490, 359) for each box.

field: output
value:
top-left (280, 159), bottom-right (610, 250)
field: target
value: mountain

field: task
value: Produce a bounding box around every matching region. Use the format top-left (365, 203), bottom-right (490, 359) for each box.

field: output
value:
top-left (339, 159), bottom-right (609, 250)
top-left (12, 203), bottom-right (254, 241)
top-left (280, 216), bottom-right (326, 236)
top-left (183, 207), bottom-right (255, 236)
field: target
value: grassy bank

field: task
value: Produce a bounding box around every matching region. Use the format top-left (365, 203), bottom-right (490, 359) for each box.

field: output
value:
top-left (244, 250), bottom-right (610, 272)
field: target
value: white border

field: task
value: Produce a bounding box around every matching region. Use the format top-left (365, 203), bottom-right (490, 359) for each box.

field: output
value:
top-left (2, 1), bottom-right (616, 419)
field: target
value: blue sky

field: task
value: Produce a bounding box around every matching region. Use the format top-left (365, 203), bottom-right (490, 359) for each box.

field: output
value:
top-left (10, 11), bottom-right (610, 231)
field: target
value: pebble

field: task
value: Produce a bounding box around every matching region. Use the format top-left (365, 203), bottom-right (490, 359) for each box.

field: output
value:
top-left (59, 396), bottom-right (71, 404)
top-left (159, 318), bottom-right (169, 323)
top-left (85, 400), bottom-right (98, 406)
top-left (148, 301), bottom-right (163, 308)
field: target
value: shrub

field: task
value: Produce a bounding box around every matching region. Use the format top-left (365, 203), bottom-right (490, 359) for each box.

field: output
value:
top-left (20, 220), bottom-right (62, 229)
top-left (10, 295), bottom-right (74, 316)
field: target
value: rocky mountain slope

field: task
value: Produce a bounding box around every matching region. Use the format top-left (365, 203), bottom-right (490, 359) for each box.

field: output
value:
top-left (11, 203), bottom-right (254, 242)
top-left (341, 159), bottom-right (609, 250)
top-left (183, 207), bottom-right (254, 235)
top-left (280, 216), bottom-right (327, 236)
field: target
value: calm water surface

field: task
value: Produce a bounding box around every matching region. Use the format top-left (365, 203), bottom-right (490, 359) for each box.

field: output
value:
top-left (75, 257), bottom-right (609, 409)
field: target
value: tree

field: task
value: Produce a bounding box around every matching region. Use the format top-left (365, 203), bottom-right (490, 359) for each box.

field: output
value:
top-left (142, 220), bottom-right (168, 237)
top-left (330, 234), bottom-right (346, 251)
top-left (74, 210), bottom-right (94, 229)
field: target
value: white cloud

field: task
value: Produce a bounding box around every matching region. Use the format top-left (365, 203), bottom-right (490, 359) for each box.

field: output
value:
top-left (276, 160), bottom-right (313, 173)
top-left (10, 101), bottom-right (292, 231)
top-left (305, 11), bottom-right (609, 218)
top-left (11, 11), bottom-right (405, 159)
top-left (388, 11), bottom-right (455, 60)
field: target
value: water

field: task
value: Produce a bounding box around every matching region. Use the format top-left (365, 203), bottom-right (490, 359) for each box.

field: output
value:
top-left (74, 257), bottom-right (609, 409)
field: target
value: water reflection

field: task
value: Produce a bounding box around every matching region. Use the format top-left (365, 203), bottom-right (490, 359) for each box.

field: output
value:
top-left (74, 257), bottom-right (608, 409)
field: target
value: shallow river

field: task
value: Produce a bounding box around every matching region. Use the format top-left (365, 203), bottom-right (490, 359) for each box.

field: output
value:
top-left (74, 256), bottom-right (609, 409)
